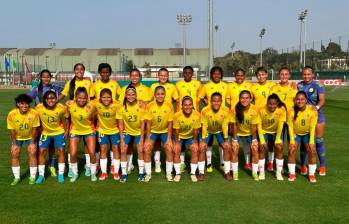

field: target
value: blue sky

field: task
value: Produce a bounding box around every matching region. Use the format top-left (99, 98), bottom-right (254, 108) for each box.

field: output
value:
top-left (1, 0), bottom-right (348, 55)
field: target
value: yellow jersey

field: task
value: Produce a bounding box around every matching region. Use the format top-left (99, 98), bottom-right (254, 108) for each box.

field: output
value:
top-left (270, 83), bottom-right (297, 112)
top-left (150, 82), bottom-right (179, 104)
top-left (92, 80), bottom-right (121, 101)
top-left (36, 103), bottom-right (67, 136)
top-left (201, 106), bottom-right (230, 138)
top-left (227, 81), bottom-right (252, 109)
top-left (257, 106), bottom-right (286, 144)
top-left (66, 101), bottom-right (96, 135)
top-left (95, 101), bottom-right (122, 135)
top-left (173, 110), bottom-right (201, 139)
top-left (288, 105), bottom-right (317, 144)
top-left (198, 81), bottom-right (229, 106)
top-left (62, 78), bottom-right (95, 99)
top-left (119, 84), bottom-right (151, 103)
top-left (176, 79), bottom-right (201, 110)
top-left (234, 105), bottom-right (259, 136)
top-left (119, 103), bottom-right (145, 136)
top-left (7, 108), bottom-right (40, 140)
top-left (251, 81), bottom-right (275, 109)
top-left (145, 101), bottom-right (174, 134)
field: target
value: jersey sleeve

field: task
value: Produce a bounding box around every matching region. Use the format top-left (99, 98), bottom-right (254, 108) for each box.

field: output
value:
top-left (27, 87), bottom-right (38, 99)
top-left (200, 111), bottom-right (208, 139)
top-left (32, 110), bottom-right (40, 128)
top-left (287, 110), bottom-right (295, 144)
top-left (7, 112), bottom-right (15, 130)
top-left (193, 114), bottom-right (201, 129)
top-left (198, 85), bottom-right (206, 100)
top-left (309, 109), bottom-right (318, 144)
top-left (61, 81), bottom-right (70, 96)
top-left (257, 113), bottom-right (266, 145)
top-left (222, 110), bottom-right (233, 139)
top-left (173, 114), bottom-right (180, 130)
top-left (172, 86), bottom-right (179, 101)
top-left (168, 107), bottom-right (175, 122)
top-left (275, 109), bottom-right (286, 144)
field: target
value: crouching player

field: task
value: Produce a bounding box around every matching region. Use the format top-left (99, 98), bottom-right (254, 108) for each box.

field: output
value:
top-left (7, 94), bottom-right (40, 185)
top-left (173, 96), bottom-right (201, 182)
top-left (257, 94), bottom-right (286, 180)
top-left (36, 91), bottom-right (68, 184)
top-left (200, 92), bottom-right (230, 181)
top-left (287, 91), bottom-right (318, 183)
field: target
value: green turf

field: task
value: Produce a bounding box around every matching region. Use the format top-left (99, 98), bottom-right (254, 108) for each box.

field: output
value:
top-left (0, 87), bottom-right (348, 224)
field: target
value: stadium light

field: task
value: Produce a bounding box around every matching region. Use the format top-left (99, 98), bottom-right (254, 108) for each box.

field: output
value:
top-left (299, 9), bottom-right (308, 68)
top-left (231, 41), bottom-right (235, 58)
top-left (214, 24), bottom-right (219, 57)
top-left (177, 14), bottom-right (192, 66)
top-left (208, 0), bottom-right (213, 77)
top-left (259, 28), bottom-right (266, 66)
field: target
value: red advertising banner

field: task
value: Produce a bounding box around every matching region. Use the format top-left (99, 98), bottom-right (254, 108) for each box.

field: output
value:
top-left (319, 79), bottom-right (343, 86)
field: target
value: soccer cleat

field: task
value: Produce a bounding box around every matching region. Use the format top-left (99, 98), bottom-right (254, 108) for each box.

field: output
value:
top-left (319, 166), bottom-right (326, 176)
top-left (58, 174), bottom-right (64, 183)
top-left (206, 164), bottom-right (213, 173)
top-left (120, 174), bottom-right (127, 183)
top-left (300, 166), bottom-right (308, 175)
top-left (180, 163), bottom-right (186, 173)
top-left (252, 172), bottom-right (259, 181)
top-left (10, 178), bottom-right (20, 186)
top-left (35, 175), bottom-right (45, 184)
top-left (84, 168), bottom-right (91, 177)
top-left (29, 177), bottom-right (36, 185)
top-left (267, 162), bottom-right (274, 171)
top-left (91, 174), bottom-right (97, 182)
top-left (137, 174), bottom-right (145, 182)
top-left (173, 174), bottom-right (181, 182)
top-left (144, 174), bottom-right (152, 182)
top-left (113, 173), bottom-right (120, 181)
top-left (127, 164), bottom-right (134, 175)
top-left (233, 173), bottom-right (239, 181)
top-left (166, 174), bottom-right (173, 182)
top-left (50, 166), bottom-right (57, 177)
top-left (190, 174), bottom-right (198, 182)
top-left (244, 163), bottom-right (252, 171)
top-left (224, 173), bottom-right (232, 181)
top-left (99, 173), bottom-right (108, 181)
top-left (155, 163), bottom-right (161, 173)
top-left (276, 172), bottom-right (284, 181)
top-left (68, 169), bottom-right (73, 178)
top-left (259, 172), bottom-right (265, 180)
top-left (70, 174), bottom-right (78, 183)
top-left (197, 173), bottom-right (205, 181)
top-left (110, 165), bottom-right (115, 174)
top-left (309, 175), bottom-right (317, 183)
top-left (288, 174), bottom-right (296, 182)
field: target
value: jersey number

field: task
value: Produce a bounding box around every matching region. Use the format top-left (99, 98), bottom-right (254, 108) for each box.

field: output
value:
top-left (127, 115), bottom-right (137, 122)
top-left (47, 116), bottom-right (55, 123)
top-left (103, 112), bottom-right (110, 118)
top-left (157, 116), bottom-right (162, 123)
top-left (301, 119), bottom-right (306, 126)
top-left (19, 123), bottom-right (29, 130)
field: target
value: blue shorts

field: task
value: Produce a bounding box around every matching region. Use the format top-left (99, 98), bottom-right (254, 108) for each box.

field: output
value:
top-left (10, 138), bottom-right (39, 148)
top-left (179, 138), bottom-right (193, 146)
top-left (201, 132), bottom-right (225, 145)
top-left (237, 135), bottom-right (253, 144)
top-left (124, 134), bottom-right (141, 145)
top-left (70, 132), bottom-right (96, 139)
top-left (317, 111), bottom-right (325, 123)
top-left (258, 133), bottom-right (283, 144)
top-left (98, 132), bottom-right (120, 145)
top-left (150, 133), bottom-right (169, 145)
top-left (294, 134), bottom-right (314, 144)
top-left (39, 133), bottom-right (65, 149)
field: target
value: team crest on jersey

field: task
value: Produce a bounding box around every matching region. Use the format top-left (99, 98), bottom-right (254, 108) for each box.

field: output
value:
top-left (55, 112), bottom-right (59, 115)
top-left (309, 88), bottom-right (314, 93)
top-left (193, 84), bottom-right (197, 87)
top-left (111, 85), bottom-right (114, 88)
top-left (136, 109), bottom-right (139, 112)
top-left (28, 117), bottom-right (32, 120)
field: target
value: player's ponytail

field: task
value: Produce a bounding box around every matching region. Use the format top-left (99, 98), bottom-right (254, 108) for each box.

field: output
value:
top-left (235, 90), bottom-right (251, 124)
top-left (293, 91), bottom-right (307, 121)
top-left (69, 63), bottom-right (85, 100)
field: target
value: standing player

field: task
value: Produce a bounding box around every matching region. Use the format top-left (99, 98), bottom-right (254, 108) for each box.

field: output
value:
top-left (200, 92), bottom-right (231, 180)
top-left (297, 66), bottom-right (326, 176)
top-left (7, 94), bottom-right (40, 185)
top-left (257, 94), bottom-right (286, 180)
top-left (198, 66), bottom-right (228, 173)
top-left (144, 86), bottom-right (175, 182)
top-left (66, 87), bottom-right (97, 182)
top-left (287, 91), bottom-right (318, 183)
top-left (118, 85), bottom-right (146, 183)
top-left (173, 96), bottom-right (201, 182)
top-left (35, 91), bottom-right (68, 183)
top-left (251, 67), bottom-right (275, 171)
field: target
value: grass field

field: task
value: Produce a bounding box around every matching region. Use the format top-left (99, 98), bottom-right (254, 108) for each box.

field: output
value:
top-left (0, 87), bottom-right (348, 224)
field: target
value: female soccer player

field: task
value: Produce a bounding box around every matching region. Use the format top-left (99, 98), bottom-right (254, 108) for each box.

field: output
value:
top-left (287, 91), bottom-right (318, 183)
top-left (257, 94), bottom-right (286, 180)
top-left (66, 87), bottom-right (97, 182)
top-left (7, 94), bottom-right (40, 185)
top-left (200, 92), bottom-right (231, 181)
top-left (150, 68), bottom-right (178, 173)
top-left (28, 69), bottom-right (63, 176)
top-left (198, 66), bottom-right (228, 173)
top-left (297, 66), bottom-right (326, 176)
top-left (230, 90), bottom-right (260, 181)
top-left (118, 85), bottom-right (146, 183)
top-left (144, 86), bottom-right (174, 182)
top-left (95, 88), bottom-right (124, 181)
top-left (35, 91), bottom-right (68, 183)
top-left (173, 96), bottom-right (201, 182)
top-left (176, 66), bottom-right (201, 111)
